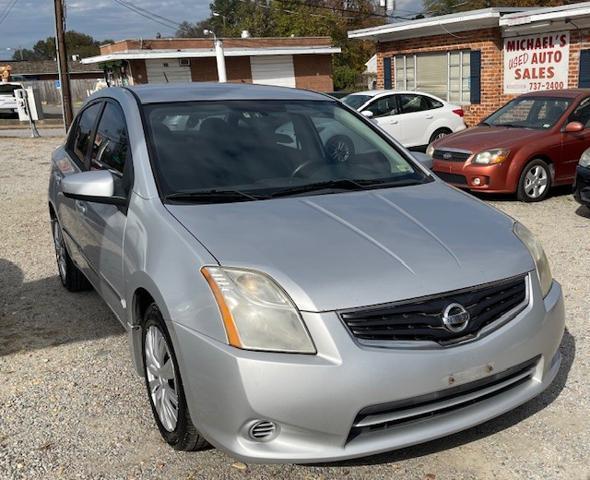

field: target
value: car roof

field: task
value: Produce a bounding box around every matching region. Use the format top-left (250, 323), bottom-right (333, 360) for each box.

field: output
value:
top-left (346, 89), bottom-right (437, 97)
top-left (518, 88), bottom-right (590, 99)
top-left (121, 82), bottom-right (333, 104)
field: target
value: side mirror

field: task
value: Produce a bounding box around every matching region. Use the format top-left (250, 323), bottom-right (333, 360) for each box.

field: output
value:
top-left (361, 110), bottom-right (374, 119)
top-left (411, 151), bottom-right (433, 170)
top-left (565, 121), bottom-right (584, 133)
top-left (62, 170), bottom-right (126, 206)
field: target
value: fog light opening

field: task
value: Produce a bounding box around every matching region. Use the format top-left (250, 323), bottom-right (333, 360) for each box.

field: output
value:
top-left (248, 420), bottom-right (279, 442)
top-left (472, 177), bottom-right (482, 186)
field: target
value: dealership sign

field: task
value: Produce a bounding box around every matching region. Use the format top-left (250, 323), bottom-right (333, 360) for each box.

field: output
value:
top-left (503, 32), bottom-right (569, 94)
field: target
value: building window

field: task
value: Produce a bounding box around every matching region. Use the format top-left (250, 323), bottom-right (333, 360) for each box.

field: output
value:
top-left (394, 51), bottom-right (471, 104)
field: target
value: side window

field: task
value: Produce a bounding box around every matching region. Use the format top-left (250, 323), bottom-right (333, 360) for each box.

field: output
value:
top-left (70, 102), bottom-right (103, 168)
top-left (398, 94), bottom-right (430, 114)
top-left (364, 95), bottom-right (398, 117)
top-left (90, 102), bottom-right (130, 175)
top-left (427, 97), bottom-right (444, 109)
top-left (569, 98), bottom-right (590, 128)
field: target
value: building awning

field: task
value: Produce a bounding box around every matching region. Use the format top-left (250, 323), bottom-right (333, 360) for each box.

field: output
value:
top-left (347, 7), bottom-right (526, 42)
top-left (82, 46), bottom-right (341, 64)
top-left (500, 1), bottom-right (590, 35)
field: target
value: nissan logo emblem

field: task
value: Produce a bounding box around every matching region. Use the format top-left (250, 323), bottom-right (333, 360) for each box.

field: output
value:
top-left (442, 303), bottom-right (470, 333)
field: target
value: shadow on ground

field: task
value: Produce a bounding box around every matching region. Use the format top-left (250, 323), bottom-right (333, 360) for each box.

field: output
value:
top-left (313, 328), bottom-right (575, 468)
top-left (0, 258), bottom-right (123, 357)
top-left (575, 205), bottom-right (590, 219)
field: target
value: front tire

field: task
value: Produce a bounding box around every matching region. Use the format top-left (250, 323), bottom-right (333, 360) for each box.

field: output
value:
top-left (517, 159), bottom-right (551, 202)
top-left (51, 219), bottom-right (90, 291)
top-left (142, 304), bottom-right (208, 451)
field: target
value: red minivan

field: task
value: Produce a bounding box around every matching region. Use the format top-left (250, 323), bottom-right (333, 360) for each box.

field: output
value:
top-left (427, 89), bottom-right (590, 201)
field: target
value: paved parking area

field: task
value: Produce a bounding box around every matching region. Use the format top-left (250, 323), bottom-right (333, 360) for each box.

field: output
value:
top-left (0, 138), bottom-right (589, 480)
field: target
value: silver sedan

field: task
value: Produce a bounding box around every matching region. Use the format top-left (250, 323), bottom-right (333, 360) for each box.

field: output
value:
top-left (48, 83), bottom-right (564, 463)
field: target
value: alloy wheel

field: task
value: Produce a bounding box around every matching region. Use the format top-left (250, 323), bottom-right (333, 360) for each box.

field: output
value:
top-left (145, 325), bottom-right (179, 432)
top-left (524, 165), bottom-right (548, 199)
top-left (52, 220), bottom-right (67, 283)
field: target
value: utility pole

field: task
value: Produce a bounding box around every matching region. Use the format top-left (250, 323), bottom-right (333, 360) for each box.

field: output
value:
top-left (54, 0), bottom-right (73, 130)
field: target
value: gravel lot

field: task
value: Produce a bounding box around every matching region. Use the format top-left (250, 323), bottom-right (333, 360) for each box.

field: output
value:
top-left (1, 138), bottom-right (589, 480)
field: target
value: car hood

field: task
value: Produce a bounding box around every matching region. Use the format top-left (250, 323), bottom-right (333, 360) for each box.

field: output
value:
top-left (434, 126), bottom-right (546, 153)
top-left (167, 181), bottom-right (533, 312)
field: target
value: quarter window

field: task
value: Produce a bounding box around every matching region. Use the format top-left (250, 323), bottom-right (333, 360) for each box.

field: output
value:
top-left (90, 102), bottom-right (130, 174)
top-left (70, 102), bottom-right (103, 168)
top-left (569, 98), bottom-right (590, 127)
top-left (395, 51), bottom-right (471, 105)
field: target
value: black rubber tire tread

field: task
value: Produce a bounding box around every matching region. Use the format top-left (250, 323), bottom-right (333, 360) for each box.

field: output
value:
top-left (516, 159), bottom-right (552, 203)
top-left (142, 303), bottom-right (209, 451)
top-left (52, 220), bottom-right (91, 292)
top-left (429, 128), bottom-right (452, 144)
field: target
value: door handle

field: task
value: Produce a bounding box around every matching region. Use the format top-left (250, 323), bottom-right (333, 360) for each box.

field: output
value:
top-left (425, 115), bottom-right (434, 119)
top-left (75, 200), bottom-right (87, 215)
top-left (390, 120), bottom-right (399, 125)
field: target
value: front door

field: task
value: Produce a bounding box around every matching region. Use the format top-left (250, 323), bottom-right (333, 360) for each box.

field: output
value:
top-left (561, 97), bottom-right (590, 184)
top-left (80, 100), bottom-right (133, 321)
top-left (362, 94), bottom-right (403, 143)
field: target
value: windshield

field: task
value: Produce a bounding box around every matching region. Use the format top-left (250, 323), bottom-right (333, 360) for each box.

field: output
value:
top-left (483, 97), bottom-right (571, 129)
top-left (144, 100), bottom-right (429, 202)
top-left (342, 94), bottom-right (372, 110)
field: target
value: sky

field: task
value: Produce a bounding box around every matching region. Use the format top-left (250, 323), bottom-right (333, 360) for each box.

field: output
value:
top-left (0, 0), bottom-right (424, 53)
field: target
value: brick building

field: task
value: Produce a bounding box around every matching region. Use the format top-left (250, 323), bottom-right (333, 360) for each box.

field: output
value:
top-left (349, 3), bottom-right (590, 126)
top-left (81, 37), bottom-right (340, 92)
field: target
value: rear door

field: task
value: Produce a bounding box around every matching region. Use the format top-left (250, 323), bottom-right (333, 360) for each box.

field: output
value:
top-left (561, 97), bottom-right (590, 183)
top-left (81, 100), bottom-right (133, 320)
top-left (57, 101), bottom-right (104, 275)
top-left (362, 94), bottom-right (403, 143)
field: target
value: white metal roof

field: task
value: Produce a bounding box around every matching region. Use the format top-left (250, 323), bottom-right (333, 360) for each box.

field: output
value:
top-left (81, 46), bottom-right (341, 64)
top-left (347, 7), bottom-right (526, 41)
top-left (500, 1), bottom-right (590, 27)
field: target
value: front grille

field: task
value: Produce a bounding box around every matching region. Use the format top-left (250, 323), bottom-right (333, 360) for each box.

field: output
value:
top-left (433, 149), bottom-right (471, 162)
top-left (347, 356), bottom-right (539, 442)
top-left (435, 172), bottom-right (468, 185)
top-left (340, 274), bottom-right (528, 346)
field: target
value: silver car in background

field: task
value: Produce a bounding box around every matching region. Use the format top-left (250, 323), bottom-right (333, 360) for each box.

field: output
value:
top-left (48, 83), bottom-right (564, 463)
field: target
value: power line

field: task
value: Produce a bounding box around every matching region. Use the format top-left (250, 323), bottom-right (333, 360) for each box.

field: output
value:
top-left (111, 0), bottom-right (181, 31)
top-left (0, 0), bottom-right (20, 27)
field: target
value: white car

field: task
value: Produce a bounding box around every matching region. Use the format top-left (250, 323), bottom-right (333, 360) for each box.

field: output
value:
top-left (0, 82), bottom-right (22, 116)
top-left (342, 90), bottom-right (466, 148)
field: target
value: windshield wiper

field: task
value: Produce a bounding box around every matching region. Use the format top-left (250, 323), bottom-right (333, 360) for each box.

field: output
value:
top-left (165, 189), bottom-right (264, 203)
top-left (270, 179), bottom-right (370, 198)
top-left (270, 177), bottom-right (422, 198)
top-left (479, 121), bottom-right (491, 126)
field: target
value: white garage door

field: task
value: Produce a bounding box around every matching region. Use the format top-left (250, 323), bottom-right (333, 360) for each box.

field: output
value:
top-left (145, 59), bottom-right (191, 83)
top-left (250, 55), bottom-right (296, 88)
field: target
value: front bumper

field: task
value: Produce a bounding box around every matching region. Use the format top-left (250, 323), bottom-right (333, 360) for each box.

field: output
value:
top-left (433, 158), bottom-right (515, 193)
top-left (173, 277), bottom-right (565, 463)
top-left (573, 165), bottom-right (590, 206)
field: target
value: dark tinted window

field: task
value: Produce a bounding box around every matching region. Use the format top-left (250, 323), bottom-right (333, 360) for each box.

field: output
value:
top-left (342, 94), bottom-right (372, 110)
top-left (0, 84), bottom-right (20, 95)
top-left (365, 95), bottom-right (398, 117)
top-left (90, 102), bottom-right (129, 174)
top-left (484, 97), bottom-right (570, 129)
top-left (569, 97), bottom-right (590, 127)
top-left (428, 97), bottom-right (444, 109)
top-left (398, 94), bottom-right (431, 113)
top-left (71, 102), bottom-right (103, 167)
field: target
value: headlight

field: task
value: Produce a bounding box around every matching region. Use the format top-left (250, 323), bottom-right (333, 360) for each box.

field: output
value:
top-left (201, 267), bottom-right (316, 353)
top-left (472, 149), bottom-right (510, 165)
top-left (426, 143), bottom-right (435, 157)
top-left (513, 222), bottom-right (553, 297)
top-left (579, 148), bottom-right (590, 167)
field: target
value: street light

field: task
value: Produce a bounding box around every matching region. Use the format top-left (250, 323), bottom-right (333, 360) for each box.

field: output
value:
top-left (203, 29), bottom-right (227, 83)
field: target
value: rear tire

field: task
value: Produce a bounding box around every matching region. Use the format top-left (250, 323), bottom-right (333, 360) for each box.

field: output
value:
top-left (429, 128), bottom-right (452, 144)
top-left (142, 304), bottom-right (208, 451)
top-left (51, 219), bottom-right (91, 292)
top-left (517, 159), bottom-right (551, 202)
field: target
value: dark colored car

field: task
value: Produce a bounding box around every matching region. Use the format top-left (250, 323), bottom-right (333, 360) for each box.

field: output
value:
top-left (574, 148), bottom-right (590, 207)
top-left (427, 89), bottom-right (590, 202)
